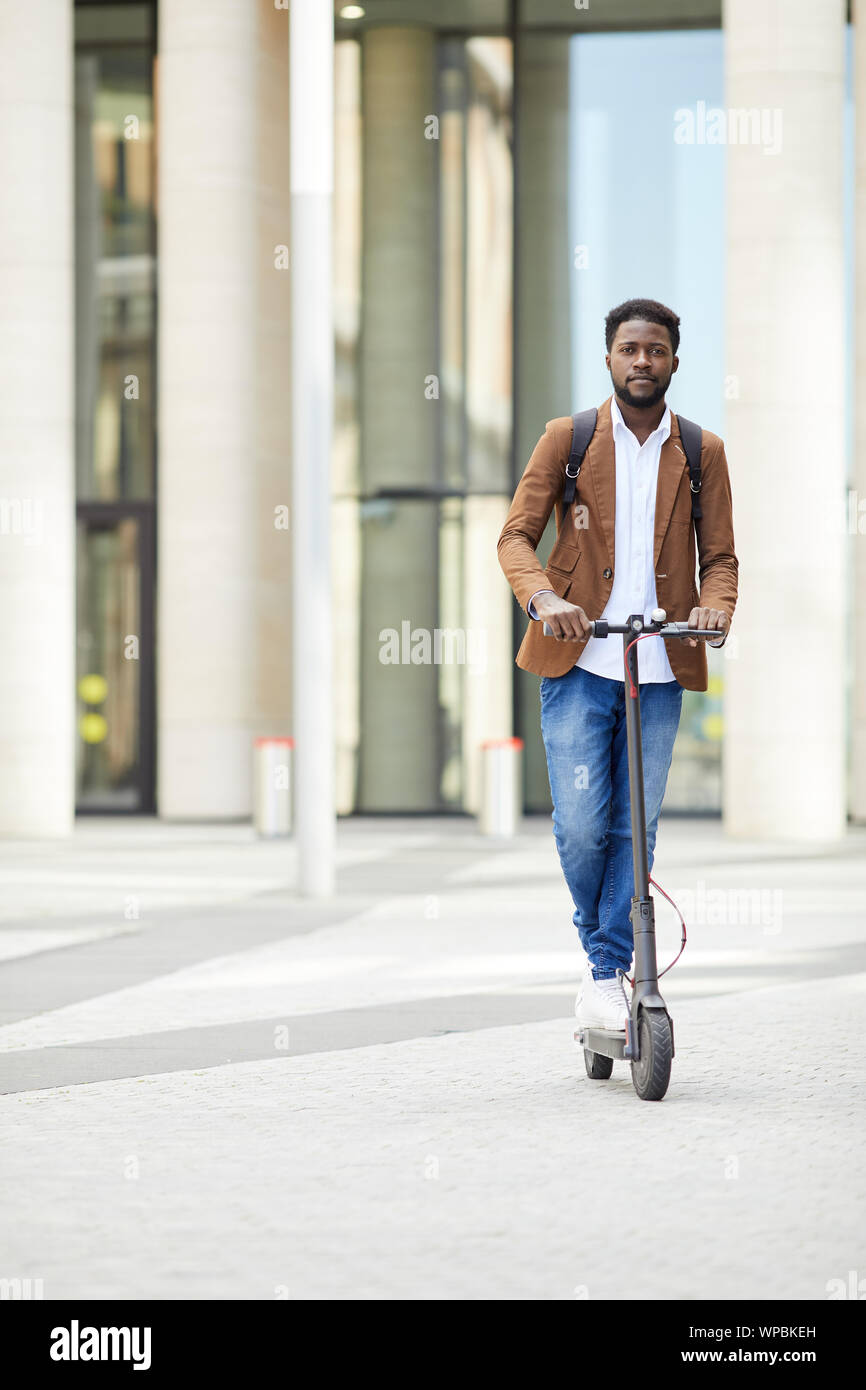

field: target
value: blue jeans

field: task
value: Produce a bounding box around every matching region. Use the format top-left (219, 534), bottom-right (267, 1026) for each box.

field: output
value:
top-left (539, 665), bottom-right (683, 979)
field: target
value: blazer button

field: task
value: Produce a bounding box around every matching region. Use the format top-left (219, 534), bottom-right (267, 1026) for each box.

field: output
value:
top-left (603, 568), bottom-right (612, 579)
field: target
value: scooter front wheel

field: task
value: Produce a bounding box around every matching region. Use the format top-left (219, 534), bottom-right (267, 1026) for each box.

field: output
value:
top-left (630, 1008), bottom-right (672, 1101)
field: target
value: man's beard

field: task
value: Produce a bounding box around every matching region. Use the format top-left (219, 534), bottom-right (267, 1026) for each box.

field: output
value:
top-left (613, 372), bottom-right (670, 410)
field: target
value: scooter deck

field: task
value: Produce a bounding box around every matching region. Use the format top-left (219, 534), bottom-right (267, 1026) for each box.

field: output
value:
top-left (575, 1026), bottom-right (628, 1059)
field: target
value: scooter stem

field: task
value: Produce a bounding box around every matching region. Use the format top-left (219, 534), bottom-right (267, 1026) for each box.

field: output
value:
top-left (621, 617), bottom-right (667, 1029)
top-left (623, 624), bottom-right (650, 904)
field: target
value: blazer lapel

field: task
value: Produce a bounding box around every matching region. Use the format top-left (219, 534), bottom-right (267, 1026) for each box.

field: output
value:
top-left (589, 396), bottom-right (616, 570)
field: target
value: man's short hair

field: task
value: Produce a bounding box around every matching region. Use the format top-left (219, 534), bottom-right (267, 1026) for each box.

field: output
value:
top-left (605, 298), bottom-right (681, 355)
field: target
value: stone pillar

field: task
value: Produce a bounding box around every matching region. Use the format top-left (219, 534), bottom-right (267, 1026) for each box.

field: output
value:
top-left (357, 27), bottom-right (440, 810)
top-left (157, 0), bottom-right (292, 818)
top-left (0, 0), bottom-right (75, 836)
top-left (514, 34), bottom-right (571, 811)
top-left (723, 0), bottom-right (847, 841)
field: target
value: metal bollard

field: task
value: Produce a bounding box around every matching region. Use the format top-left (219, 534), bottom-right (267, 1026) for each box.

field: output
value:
top-left (479, 737), bottom-right (524, 837)
top-left (253, 737), bottom-right (294, 837)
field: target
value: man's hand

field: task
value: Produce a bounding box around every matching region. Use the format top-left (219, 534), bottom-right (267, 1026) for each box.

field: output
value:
top-left (685, 606), bottom-right (728, 648)
top-left (534, 591), bottom-right (593, 642)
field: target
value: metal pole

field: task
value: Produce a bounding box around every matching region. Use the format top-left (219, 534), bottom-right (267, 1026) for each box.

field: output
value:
top-left (289, 0), bottom-right (335, 895)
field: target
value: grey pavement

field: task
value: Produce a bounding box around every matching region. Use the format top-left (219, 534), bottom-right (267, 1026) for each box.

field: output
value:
top-left (0, 813), bottom-right (864, 1300)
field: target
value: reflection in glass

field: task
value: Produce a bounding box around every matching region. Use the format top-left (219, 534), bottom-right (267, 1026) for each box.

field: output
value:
top-left (74, 5), bottom-right (155, 816)
top-left (340, 31), bottom-right (514, 813)
top-left (517, 25), bottom-right (726, 814)
top-left (440, 38), bottom-right (513, 496)
top-left (76, 520), bottom-right (141, 808)
top-left (75, 38), bottom-right (155, 501)
top-left (438, 497), bottom-right (465, 806)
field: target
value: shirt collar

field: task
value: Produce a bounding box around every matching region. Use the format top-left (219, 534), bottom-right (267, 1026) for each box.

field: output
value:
top-left (610, 393), bottom-right (671, 442)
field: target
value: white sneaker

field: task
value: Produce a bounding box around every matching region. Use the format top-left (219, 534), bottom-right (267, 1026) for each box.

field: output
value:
top-left (574, 966), bottom-right (628, 1032)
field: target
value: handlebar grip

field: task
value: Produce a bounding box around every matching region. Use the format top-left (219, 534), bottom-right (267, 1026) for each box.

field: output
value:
top-left (542, 619), bottom-right (602, 638)
top-left (663, 622), bottom-right (725, 639)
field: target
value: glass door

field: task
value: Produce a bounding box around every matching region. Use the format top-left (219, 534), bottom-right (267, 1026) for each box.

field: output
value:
top-left (74, 2), bottom-right (157, 813)
top-left (75, 507), bottom-right (155, 812)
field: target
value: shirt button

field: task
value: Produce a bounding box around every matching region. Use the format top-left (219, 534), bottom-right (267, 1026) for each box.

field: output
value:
top-left (603, 568), bottom-right (612, 579)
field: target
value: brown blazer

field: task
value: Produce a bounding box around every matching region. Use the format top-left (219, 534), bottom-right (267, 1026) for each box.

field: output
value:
top-left (497, 396), bottom-right (738, 692)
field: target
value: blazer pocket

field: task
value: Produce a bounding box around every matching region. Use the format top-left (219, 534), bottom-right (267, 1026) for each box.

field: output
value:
top-left (546, 544), bottom-right (581, 575)
top-left (662, 515), bottom-right (692, 545)
top-left (544, 568), bottom-right (573, 601)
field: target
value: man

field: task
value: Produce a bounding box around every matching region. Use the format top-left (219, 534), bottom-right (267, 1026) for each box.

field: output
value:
top-left (497, 298), bottom-right (738, 1032)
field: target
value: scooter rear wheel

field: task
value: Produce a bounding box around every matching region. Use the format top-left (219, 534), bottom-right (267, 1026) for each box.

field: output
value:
top-left (584, 1049), bottom-right (614, 1080)
top-left (630, 1008), bottom-right (672, 1101)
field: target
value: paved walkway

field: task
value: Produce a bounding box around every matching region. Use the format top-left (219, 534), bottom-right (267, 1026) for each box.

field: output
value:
top-left (0, 815), bottom-right (864, 1299)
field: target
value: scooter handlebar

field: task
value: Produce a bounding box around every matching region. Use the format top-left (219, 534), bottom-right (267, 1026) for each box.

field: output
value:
top-left (541, 617), bottom-right (724, 640)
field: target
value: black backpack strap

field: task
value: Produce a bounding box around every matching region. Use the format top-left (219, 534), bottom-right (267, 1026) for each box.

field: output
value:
top-left (562, 408), bottom-right (598, 512)
top-left (676, 414), bottom-right (703, 523)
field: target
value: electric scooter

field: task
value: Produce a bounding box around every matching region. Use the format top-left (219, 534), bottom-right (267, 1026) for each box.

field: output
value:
top-left (542, 607), bottom-right (724, 1101)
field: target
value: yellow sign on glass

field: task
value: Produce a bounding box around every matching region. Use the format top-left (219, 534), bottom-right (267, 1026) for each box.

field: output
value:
top-left (78, 673), bottom-right (108, 705)
top-left (80, 713), bottom-right (108, 744)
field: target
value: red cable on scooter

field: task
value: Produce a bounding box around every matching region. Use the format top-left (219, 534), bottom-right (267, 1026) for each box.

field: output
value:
top-left (622, 632), bottom-right (653, 696)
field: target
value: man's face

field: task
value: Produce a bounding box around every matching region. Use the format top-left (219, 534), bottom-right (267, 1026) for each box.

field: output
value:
top-left (606, 319), bottom-right (678, 409)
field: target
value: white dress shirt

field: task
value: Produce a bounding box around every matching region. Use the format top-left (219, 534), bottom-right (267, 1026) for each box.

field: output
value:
top-left (528, 395), bottom-right (677, 683)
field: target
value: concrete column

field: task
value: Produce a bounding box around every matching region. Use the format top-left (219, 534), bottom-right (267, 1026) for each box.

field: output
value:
top-left (358, 28), bottom-right (440, 810)
top-left (514, 35), bottom-right (571, 811)
top-left (723, 0), bottom-right (847, 841)
top-left (515, 35), bottom-right (571, 468)
top-left (360, 27), bottom-right (437, 496)
top-left (290, 0), bottom-right (335, 894)
top-left (0, 0), bottom-right (75, 837)
top-left (257, 0), bottom-right (295, 781)
top-left (158, 0), bottom-right (292, 818)
top-left (853, 0), bottom-right (866, 822)
top-left (333, 39), bottom-right (362, 815)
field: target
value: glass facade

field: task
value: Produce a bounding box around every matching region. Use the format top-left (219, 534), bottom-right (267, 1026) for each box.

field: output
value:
top-left (513, 21), bottom-right (732, 813)
top-left (334, 28), bottom-right (514, 813)
top-left (76, 512), bottom-right (150, 809)
top-left (74, 2), bottom-right (156, 811)
top-left (334, 6), bottom-right (734, 815)
top-left (70, 0), bottom-right (851, 819)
